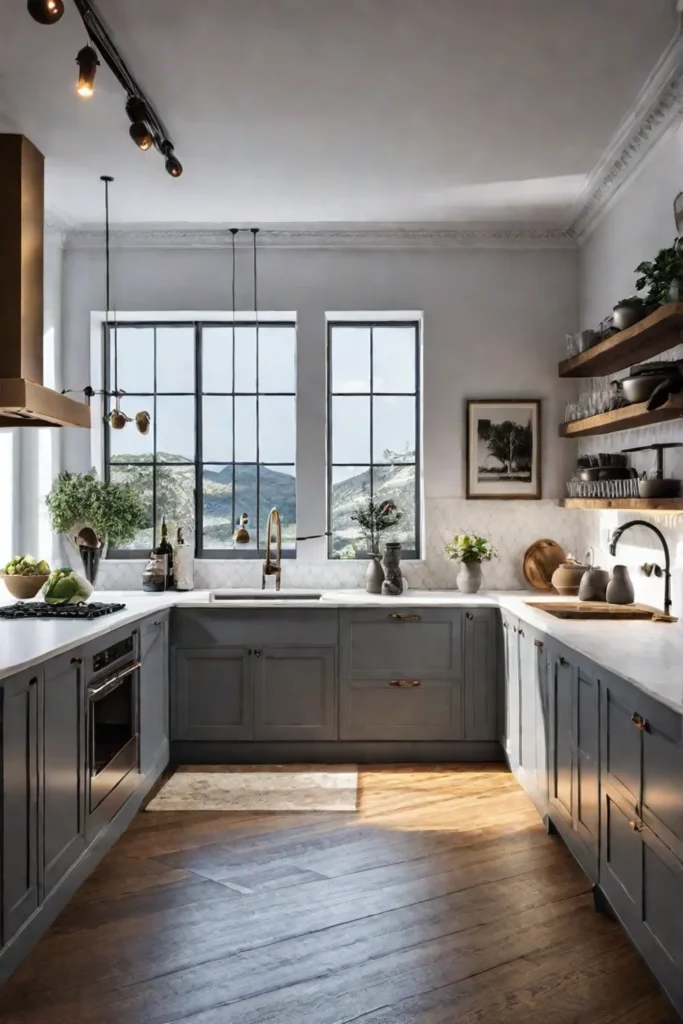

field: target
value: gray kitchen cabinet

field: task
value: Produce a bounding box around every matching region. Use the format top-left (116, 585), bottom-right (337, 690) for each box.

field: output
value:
top-left (517, 623), bottom-right (548, 811)
top-left (172, 648), bottom-right (253, 741)
top-left (140, 613), bottom-right (170, 774)
top-left (463, 608), bottom-right (499, 741)
top-left (1, 668), bottom-right (40, 946)
top-left (254, 647), bottom-right (336, 741)
top-left (547, 640), bottom-right (599, 880)
top-left (501, 612), bottom-right (520, 767)
top-left (340, 608), bottom-right (463, 681)
top-left (340, 676), bottom-right (462, 741)
top-left (42, 652), bottom-right (86, 897)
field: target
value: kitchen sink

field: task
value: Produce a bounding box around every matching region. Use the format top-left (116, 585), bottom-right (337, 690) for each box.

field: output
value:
top-left (529, 601), bottom-right (674, 622)
top-left (209, 590), bottom-right (323, 602)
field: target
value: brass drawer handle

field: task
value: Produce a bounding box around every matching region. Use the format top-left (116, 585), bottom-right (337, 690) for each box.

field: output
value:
top-left (629, 820), bottom-right (644, 832)
top-left (254, 649), bottom-right (262, 658)
top-left (534, 639), bottom-right (544, 649)
top-left (559, 656), bottom-right (569, 667)
top-left (390, 679), bottom-right (421, 688)
top-left (631, 712), bottom-right (648, 731)
top-left (518, 628), bottom-right (525, 638)
top-left (70, 656), bottom-right (83, 665)
top-left (466, 612), bottom-right (474, 621)
top-left (389, 613), bottom-right (421, 622)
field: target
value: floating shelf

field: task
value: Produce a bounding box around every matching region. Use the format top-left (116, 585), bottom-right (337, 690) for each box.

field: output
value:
top-left (558, 302), bottom-right (683, 379)
top-left (559, 395), bottom-right (683, 438)
top-left (561, 498), bottom-right (683, 512)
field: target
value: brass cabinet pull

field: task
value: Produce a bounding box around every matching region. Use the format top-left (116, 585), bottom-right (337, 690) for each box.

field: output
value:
top-left (29, 676), bottom-right (38, 687)
top-left (629, 820), bottom-right (644, 832)
top-left (389, 679), bottom-right (421, 688)
top-left (559, 656), bottom-right (569, 667)
top-left (534, 639), bottom-right (544, 649)
top-left (70, 656), bottom-right (83, 665)
top-left (518, 627), bottom-right (525, 638)
top-left (513, 625), bottom-right (518, 633)
top-left (154, 619), bottom-right (163, 626)
top-left (503, 620), bottom-right (509, 630)
top-left (631, 712), bottom-right (648, 731)
top-left (466, 612), bottom-right (474, 621)
top-left (254, 649), bottom-right (262, 658)
top-left (389, 613), bottom-right (421, 622)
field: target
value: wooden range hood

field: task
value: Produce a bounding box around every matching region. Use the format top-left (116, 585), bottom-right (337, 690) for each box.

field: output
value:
top-left (0, 135), bottom-right (89, 428)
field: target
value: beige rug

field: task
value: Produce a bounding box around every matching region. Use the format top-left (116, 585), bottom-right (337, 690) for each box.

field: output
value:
top-left (145, 765), bottom-right (359, 812)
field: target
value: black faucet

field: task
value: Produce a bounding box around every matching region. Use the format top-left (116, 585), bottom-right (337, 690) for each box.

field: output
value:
top-left (609, 519), bottom-right (672, 616)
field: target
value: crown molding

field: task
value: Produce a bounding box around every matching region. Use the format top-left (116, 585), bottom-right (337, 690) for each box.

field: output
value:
top-left (64, 223), bottom-right (575, 251)
top-left (568, 26), bottom-right (683, 244)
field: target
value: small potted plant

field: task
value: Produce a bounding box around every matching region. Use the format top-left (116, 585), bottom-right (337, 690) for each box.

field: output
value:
top-left (635, 238), bottom-right (683, 308)
top-left (445, 533), bottom-right (497, 594)
top-left (350, 498), bottom-right (403, 593)
top-left (46, 471), bottom-right (147, 584)
top-left (612, 296), bottom-right (646, 332)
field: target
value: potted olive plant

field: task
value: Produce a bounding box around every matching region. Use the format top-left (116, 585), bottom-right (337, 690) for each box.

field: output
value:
top-left (46, 472), bottom-right (147, 584)
top-left (351, 498), bottom-right (403, 593)
top-left (445, 533), bottom-right (497, 594)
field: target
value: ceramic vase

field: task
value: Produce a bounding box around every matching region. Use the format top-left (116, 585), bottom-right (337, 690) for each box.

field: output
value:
top-left (457, 561), bottom-right (483, 594)
top-left (381, 542), bottom-right (404, 596)
top-left (365, 554), bottom-right (384, 595)
top-left (606, 565), bottom-right (635, 605)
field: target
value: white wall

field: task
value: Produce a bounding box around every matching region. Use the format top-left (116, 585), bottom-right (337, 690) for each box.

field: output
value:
top-left (580, 122), bottom-right (683, 613)
top-left (60, 241), bottom-right (583, 589)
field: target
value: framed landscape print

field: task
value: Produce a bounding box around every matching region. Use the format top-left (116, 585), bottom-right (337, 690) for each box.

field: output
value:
top-left (466, 399), bottom-right (541, 499)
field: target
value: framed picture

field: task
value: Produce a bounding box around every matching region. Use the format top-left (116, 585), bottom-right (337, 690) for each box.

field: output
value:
top-left (466, 399), bottom-right (541, 499)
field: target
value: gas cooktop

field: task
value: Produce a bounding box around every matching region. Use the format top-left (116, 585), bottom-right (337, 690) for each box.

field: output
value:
top-left (0, 602), bottom-right (126, 620)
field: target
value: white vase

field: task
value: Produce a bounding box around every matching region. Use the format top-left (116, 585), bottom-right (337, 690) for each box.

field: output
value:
top-left (457, 561), bottom-right (483, 594)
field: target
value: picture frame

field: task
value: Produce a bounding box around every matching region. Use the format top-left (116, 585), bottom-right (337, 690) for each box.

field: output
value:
top-left (466, 399), bottom-right (542, 499)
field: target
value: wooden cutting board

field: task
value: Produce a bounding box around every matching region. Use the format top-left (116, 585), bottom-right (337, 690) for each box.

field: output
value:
top-left (523, 539), bottom-right (566, 591)
top-left (531, 601), bottom-right (677, 623)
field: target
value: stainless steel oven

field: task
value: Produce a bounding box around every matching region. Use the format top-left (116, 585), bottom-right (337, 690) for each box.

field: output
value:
top-left (88, 632), bottom-right (140, 813)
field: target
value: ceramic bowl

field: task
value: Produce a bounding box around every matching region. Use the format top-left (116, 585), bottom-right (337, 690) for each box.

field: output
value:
top-left (1, 574), bottom-right (50, 599)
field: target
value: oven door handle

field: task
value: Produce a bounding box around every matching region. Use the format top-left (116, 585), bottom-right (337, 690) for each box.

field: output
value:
top-left (88, 661), bottom-right (141, 701)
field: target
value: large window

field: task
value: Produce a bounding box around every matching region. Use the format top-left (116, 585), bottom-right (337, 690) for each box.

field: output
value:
top-left (104, 321), bottom-right (297, 557)
top-left (328, 321), bottom-right (420, 559)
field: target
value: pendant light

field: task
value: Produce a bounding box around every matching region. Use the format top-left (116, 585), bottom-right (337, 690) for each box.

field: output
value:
top-left (230, 230), bottom-right (251, 548)
top-left (76, 44), bottom-right (99, 98)
top-left (126, 97), bottom-right (154, 151)
top-left (27, 0), bottom-right (64, 25)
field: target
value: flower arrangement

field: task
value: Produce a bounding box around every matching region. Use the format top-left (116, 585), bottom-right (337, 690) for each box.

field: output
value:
top-left (351, 498), bottom-right (403, 554)
top-left (445, 533), bottom-right (497, 564)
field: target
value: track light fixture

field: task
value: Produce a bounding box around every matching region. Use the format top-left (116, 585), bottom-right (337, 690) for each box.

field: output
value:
top-left (126, 96), bottom-right (153, 151)
top-left (26, 0), bottom-right (182, 177)
top-left (76, 43), bottom-right (99, 97)
top-left (27, 0), bottom-right (64, 25)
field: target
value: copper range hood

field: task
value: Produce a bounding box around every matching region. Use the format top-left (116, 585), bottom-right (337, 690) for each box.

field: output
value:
top-left (0, 135), bottom-right (90, 428)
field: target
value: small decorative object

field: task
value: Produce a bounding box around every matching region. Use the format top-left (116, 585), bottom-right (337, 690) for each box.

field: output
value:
top-left (578, 566), bottom-right (610, 602)
top-left (232, 512), bottom-right (251, 546)
top-left (1, 554), bottom-right (51, 599)
top-left (522, 539), bottom-right (566, 591)
top-left (612, 297), bottom-right (646, 332)
top-left (155, 516), bottom-right (174, 588)
top-left (174, 527), bottom-right (194, 591)
top-left (46, 471), bottom-right (147, 560)
top-left (351, 498), bottom-right (404, 591)
top-left (606, 565), bottom-right (635, 605)
top-left (445, 533), bottom-right (497, 594)
top-left (635, 238), bottom-right (683, 308)
top-left (142, 553), bottom-right (167, 592)
top-left (42, 567), bottom-right (93, 605)
top-left (135, 410), bottom-right (151, 435)
top-left (365, 556), bottom-right (385, 595)
top-left (381, 542), bottom-right (404, 596)
top-left (551, 556), bottom-right (589, 597)
top-left (466, 400), bottom-right (541, 499)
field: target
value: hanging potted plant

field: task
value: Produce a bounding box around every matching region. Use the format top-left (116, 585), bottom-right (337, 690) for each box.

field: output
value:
top-left (445, 532), bottom-right (497, 594)
top-left (350, 498), bottom-right (403, 593)
top-left (46, 472), bottom-right (148, 583)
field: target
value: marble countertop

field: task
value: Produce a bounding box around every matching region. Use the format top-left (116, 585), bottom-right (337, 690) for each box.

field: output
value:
top-left (0, 588), bottom-right (681, 714)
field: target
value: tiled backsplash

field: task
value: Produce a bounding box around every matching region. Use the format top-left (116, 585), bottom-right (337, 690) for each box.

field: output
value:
top-left (96, 498), bottom-right (585, 592)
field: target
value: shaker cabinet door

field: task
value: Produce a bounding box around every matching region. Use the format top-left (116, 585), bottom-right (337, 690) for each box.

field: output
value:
top-left (463, 608), bottom-right (499, 742)
top-left (254, 647), bottom-right (336, 741)
top-left (140, 614), bottom-right (170, 773)
top-left (172, 648), bottom-right (253, 741)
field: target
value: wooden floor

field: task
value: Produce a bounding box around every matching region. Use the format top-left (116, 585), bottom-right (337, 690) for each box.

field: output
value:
top-left (0, 765), bottom-right (678, 1023)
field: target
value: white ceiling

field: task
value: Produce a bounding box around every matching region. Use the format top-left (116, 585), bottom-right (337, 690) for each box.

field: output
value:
top-left (0, 0), bottom-right (678, 227)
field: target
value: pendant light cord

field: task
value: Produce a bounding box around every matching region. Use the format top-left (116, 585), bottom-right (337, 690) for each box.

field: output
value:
top-left (101, 174), bottom-right (117, 396)
top-left (252, 228), bottom-right (260, 547)
top-left (230, 228), bottom-right (238, 539)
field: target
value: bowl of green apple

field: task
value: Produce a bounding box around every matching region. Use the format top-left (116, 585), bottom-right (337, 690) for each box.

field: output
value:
top-left (1, 555), bottom-right (51, 599)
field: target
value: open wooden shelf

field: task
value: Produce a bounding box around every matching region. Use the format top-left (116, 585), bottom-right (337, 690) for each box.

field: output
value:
top-left (559, 394), bottom-right (683, 438)
top-left (561, 498), bottom-right (683, 512)
top-left (558, 302), bottom-right (683, 379)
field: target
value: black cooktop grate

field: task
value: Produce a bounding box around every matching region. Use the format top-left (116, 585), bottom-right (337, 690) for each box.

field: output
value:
top-left (0, 602), bottom-right (126, 620)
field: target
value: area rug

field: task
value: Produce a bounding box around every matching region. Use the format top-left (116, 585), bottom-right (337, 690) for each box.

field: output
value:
top-left (145, 765), bottom-right (359, 812)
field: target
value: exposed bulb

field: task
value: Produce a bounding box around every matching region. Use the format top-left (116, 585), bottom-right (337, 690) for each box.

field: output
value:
top-left (165, 152), bottom-right (183, 178)
top-left (76, 45), bottom-right (99, 98)
top-left (126, 97), bottom-right (154, 151)
top-left (27, 0), bottom-right (64, 25)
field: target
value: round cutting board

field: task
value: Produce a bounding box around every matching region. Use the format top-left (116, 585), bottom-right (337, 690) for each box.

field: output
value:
top-left (523, 539), bottom-right (567, 591)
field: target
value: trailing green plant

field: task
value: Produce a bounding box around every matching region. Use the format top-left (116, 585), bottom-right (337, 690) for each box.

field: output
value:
top-left (46, 471), bottom-right (148, 549)
top-left (350, 498), bottom-right (403, 553)
top-left (635, 238), bottom-right (683, 307)
top-left (445, 533), bottom-right (497, 564)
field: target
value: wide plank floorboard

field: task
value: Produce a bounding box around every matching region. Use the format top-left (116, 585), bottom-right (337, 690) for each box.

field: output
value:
top-left (0, 764), bottom-right (676, 1024)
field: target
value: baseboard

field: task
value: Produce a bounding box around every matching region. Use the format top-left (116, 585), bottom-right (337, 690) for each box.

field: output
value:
top-left (170, 740), bottom-right (504, 764)
top-left (0, 747), bottom-right (169, 987)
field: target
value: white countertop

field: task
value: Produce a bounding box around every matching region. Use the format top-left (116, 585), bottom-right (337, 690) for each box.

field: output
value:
top-left (0, 588), bottom-right (681, 714)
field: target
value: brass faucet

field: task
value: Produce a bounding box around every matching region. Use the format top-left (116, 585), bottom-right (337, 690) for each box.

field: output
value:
top-left (262, 507), bottom-right (282, 591)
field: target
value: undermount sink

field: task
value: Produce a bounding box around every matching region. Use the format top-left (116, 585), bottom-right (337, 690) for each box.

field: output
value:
top-left (529, 601), bottom-right (674, 622)
top-left (209, 590), bottom-right (323, 602)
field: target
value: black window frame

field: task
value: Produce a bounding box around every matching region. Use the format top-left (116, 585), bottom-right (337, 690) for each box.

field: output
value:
top-left (326, 319), bottom-right (421, 560)
top-left (103, 319), bottom-right (297, 559)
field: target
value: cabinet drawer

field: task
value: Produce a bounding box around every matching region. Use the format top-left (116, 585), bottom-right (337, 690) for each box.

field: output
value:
top-left (340, 678), bottom-right (462, 741)
top-left (173, 609), bottom-right (339, 649)
top-left (340, 609), bottom-right (462, 680)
